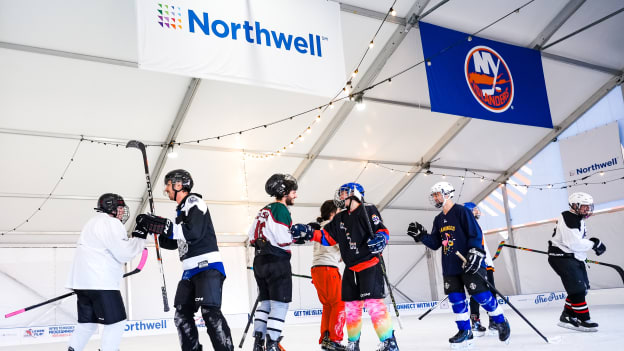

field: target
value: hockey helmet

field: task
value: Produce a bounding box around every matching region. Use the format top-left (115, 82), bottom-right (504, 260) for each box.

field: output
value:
top-left (568, 192), bottom-right (594, 218)
top-left (429, 182), bottom-right (455, 209)
top-left (95, 193), bottom-right (130, 224)
top-left (464, 202), bottom-right (481, 219)
top-left (334, 182), bottom-right (365, 208)
top-left (164, 169), bottom-right (193, 192)
top-left (265, 173), bottom-right (298, 197)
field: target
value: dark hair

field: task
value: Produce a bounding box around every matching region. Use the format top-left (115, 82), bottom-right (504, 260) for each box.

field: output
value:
top-left (317, 200), bottom-right (337, 222)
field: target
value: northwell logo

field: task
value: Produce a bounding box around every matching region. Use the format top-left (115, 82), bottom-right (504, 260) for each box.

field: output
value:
top-left (570, 157), bottom-right (618, 176)
top-left (156, 3), bottom-right (326, 57)
top-left (465, 46), bottom-right (514, 113)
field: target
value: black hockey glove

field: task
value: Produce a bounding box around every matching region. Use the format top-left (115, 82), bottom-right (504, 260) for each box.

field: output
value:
top-left (589, 237), bottom-right (606, 256)
top-left (367, 232), bottom-right (387, 254)
top-left (135, 214), bottom-right (173, 237)
top-left (406, 221), bottom-right (427, 242)
top-left (308, 222), bottom-right (322, 231)
top-left (131, 227), bottom-right (148, 239)
top-left (290, 223), bottom-right (314, 244)
top-left (463, 248), bottom-right (486, 274)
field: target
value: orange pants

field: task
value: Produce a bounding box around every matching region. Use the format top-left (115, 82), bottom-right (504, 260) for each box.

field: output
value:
top-left (311, 266), bottom-right (345, 343)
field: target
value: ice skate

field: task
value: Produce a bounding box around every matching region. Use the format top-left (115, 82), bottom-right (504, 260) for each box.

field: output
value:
top-left (558, 313), bottom-right (598, 332)
top-left (376, 332), bottom-right (399, 351)
top-left (323, 340), bottom-right (347, 351)
top-left (492, 317), bottom-right (511, 343)
top-left (253, 331), bottom-right (265, 351)
top-left (470, 314), bottom-right (486, 337)
top-left (346, 339), bottom-right (360, 351)
top-left (448, 329), bottom-right (473, 349)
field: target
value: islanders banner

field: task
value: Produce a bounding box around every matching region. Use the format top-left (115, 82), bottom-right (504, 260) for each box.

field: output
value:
top-left (136, 0), bottom-right (345, 97)
top-left (419, 22), bottom-right (553, 128)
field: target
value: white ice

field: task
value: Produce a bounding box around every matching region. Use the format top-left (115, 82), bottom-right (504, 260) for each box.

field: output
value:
top-left (6, 304), bottom-right (623, 351)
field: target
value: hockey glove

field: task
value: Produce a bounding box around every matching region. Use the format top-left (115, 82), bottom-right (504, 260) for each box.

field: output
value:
top-left (589, 237), bottom-right (606, 256)
top-left (131, 227), bottom-right (148, 239)
top-left (290, 223), bottom-right (314, 244)
top-left (463, 248), bottom-right (486, 274)
top-left (308, 222), bottom-right (322, 231)
top-left (406, 221), bottom-right (427, 242)
top-left (367, 232), bottom-right (387, 254)
top-left (135, 214), bottom-right (173, 237)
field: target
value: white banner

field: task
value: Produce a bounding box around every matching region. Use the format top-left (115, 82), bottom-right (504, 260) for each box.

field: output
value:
top-left (137, 0), bottom-right (345, 97)
top-left (559, 121), bottom-right (624, 204)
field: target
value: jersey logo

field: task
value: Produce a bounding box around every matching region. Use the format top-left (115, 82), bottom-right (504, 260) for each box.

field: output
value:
top-left (442, 232), bottom-right (455, 255)
top-left (371, 214), bottom-right (380, 225)
top-left (465, 46), bottom-right (514, 113)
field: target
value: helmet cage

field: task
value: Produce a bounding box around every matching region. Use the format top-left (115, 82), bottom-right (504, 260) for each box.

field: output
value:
top-left (429, 182), bottom-right (455, 209)
top-left (95, 193), bottom-right (130, 224)
top-left (333, 183), bottom-right (365, 209)
top-left (568, 192), bottom-right (594, 218)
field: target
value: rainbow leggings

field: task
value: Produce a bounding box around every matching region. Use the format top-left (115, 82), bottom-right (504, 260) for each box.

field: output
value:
top-left (345, 299), bottom-right (393, 342)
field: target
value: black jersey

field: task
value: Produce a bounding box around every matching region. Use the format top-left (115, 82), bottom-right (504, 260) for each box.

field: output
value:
top-left (320, 203), bottom-right (389, 270)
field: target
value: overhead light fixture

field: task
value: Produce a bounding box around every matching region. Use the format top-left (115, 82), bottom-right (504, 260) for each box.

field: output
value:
top-left (390, 7), bottom-right (397, 16)
top-left (369, 40), bottom-right (374, 49)
top-left (354, 93), bottom-right (365, 111)
top-left (166, 144), bottom-right (178, 158)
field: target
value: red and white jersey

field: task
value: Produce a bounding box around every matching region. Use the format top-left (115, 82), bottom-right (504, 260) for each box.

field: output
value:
top-left (248, 202), bottom-right (293, 256)
top-left (66, 213), bottom-right (145, 290)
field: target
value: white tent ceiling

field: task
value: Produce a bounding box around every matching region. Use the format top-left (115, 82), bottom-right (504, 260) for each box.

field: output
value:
top-left (1, 0), bottom-right (623, 243)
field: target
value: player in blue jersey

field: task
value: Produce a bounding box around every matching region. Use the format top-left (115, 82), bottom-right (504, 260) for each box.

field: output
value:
top-left (406, 182), bottom-right (510, 348)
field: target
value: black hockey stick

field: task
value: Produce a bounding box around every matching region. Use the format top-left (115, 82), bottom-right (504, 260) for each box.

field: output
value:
top-left (5, 249), bottom-right (148, 318)
top-left (418, 295), bottom-right (449, 320)
top-left (455, 251), bottom-right (561, 344)
top-left (494, 240), bottom-right (624, 285)
top-left (238, 296), bottom-right (260, 348)
top-left (246, 266), bottom-right (312, 280)
top-left (359, 201), bottom-right (403, 329)
top-left (127, 140), bottom-right (170, 312)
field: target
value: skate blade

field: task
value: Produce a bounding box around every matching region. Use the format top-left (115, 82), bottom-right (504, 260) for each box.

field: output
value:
top-left (450, 339), bottom-right (474, 349)
top-left (557, 322), bottom-right (597, 332)
top-left (473, 330), bottom-right (486, 337)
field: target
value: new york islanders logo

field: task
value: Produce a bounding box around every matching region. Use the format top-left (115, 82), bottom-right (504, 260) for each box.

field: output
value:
top-left (465, 46), bottom-right (514, 113)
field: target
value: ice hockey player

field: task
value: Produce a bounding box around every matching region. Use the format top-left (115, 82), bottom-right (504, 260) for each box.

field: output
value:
top-left (291, 183), bottom-right (399, 351)
top-left (406, 182), bottom-right (510, 348)
top-left (66, 193), bottom-right (146, 351)
top-left (309, 200), bottom-right (346, 351)
top-left (248, 173), bottom-right (299, 351)
top-left (135, 169), bottom-right (234, 351)
top-left (548, 192), bottom-right (606, 332)
top-left (462, 202), bottom-right (497, 336)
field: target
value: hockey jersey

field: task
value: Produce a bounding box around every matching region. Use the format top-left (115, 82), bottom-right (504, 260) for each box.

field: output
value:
top-left (158, 193), bottom-right (225, 277)
top-left (67, 212), bottom-right (145, 290)
top-left (420, 204), bottom-right (484, 276)
top-left (313, 203), bottom-right (389, 271)
top-left (550, 211), bottom-right (594, 261)
top-left (248, 202), bottom-right (293, 258)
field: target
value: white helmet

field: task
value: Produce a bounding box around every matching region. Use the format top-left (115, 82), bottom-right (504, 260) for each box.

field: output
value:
top-left (568, 192), bottom-right (594, 218)
top-left (430, 182), bottom-right (455, 208)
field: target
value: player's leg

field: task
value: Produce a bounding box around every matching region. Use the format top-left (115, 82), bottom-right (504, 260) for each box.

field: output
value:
top-left (174, 279), bottom-right (202, 351)
top-left (444, 276), bottom-right (474, 348)
top-left (312, 266), bottom-right (332, 345)
top-left (264, 259), bottom-right (292, 350)
top-left (100, 321), bottom-right (126, 351)
top-left (342, 268), bottom-right (363, 351)
top-left (252, 256), bottom-right (271, 348)
top-left (464, 269), bottom-right (509, 342)
top-left (68, 290), bottom-right (99, 351)
top-left (326, 267), bottom-right (346, 344)
top-left (195, 269), bottom-right (234, 351)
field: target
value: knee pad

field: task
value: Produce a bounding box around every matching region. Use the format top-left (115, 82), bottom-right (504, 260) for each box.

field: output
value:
top-left (174, 305), bottom-right (196, 326)
top-left (448, 292), bottom-right (468, 313)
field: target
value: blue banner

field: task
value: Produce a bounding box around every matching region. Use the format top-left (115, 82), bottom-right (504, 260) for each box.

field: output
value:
top-left (419, 22), bottom-right (552, 129)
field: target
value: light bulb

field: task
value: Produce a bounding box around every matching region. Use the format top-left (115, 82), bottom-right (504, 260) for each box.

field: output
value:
top-left (390, 7), bottom-right (396, 16)
top-left (166, 145), bottom-right (178, 158)
top-left (369, 41), bottom-right (374, 49)
top-left (306, 126), bottom-right (312, 134)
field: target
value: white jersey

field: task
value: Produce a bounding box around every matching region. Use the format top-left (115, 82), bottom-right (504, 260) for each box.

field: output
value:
top-left (551, 212), bottom-right (593, 261)
top-left (66, 213), bottom-right (145, 290)
top-left (312, 220), bottom-right (341, 267)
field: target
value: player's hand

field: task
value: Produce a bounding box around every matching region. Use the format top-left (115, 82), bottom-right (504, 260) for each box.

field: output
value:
top-left (290, 223), bottom-right (314, 244)
top-left (464, 248), bottom-right (485, 274)
top-left (367, 232), bottom-right (387, 254)
top-left (131, 228), bottom-right (148, 239)
top-left (135, 214), bottom-right (173, 237)
top-left (407, 222), bottom-right (427, 242)
top-left (589, 237), bottom-right (606, 256)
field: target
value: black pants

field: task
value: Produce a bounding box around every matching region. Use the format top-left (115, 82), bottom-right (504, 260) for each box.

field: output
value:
top-left (469, 269), bottom-right (496, 317)
top-left (342, 263), bottom-right (386, 301)
top-left (253, 255), bottom-right (293, 303)
top-left (548, 256), bottom-right (589, 295)
top-left (174, 269), bottom-right (233, 351)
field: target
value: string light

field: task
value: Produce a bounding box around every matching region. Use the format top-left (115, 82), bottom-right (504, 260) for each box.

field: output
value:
top-left (390, 7), bottom-right (397, 16)
top-left (369, 40), bottom-right (374, 49)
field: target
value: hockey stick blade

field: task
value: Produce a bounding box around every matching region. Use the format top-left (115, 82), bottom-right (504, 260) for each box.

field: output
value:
top-left (5, 249), bottom-right (149, 319)
top-left (418, 295), bottom-right (449, 320)
top-left (125, 140), bottom-right (145, 151)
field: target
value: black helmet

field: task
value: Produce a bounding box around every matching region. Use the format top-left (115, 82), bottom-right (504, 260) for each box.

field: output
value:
top-left (265, 173), bottom-right (298, 197)
top-left (95, 193), bottom-right (129, 224)
top-left (164, 169), bottom-right (193, 191)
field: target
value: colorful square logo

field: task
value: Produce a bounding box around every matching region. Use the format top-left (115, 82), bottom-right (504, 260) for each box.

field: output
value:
top-left (157, 3), bottom-right (183, 30)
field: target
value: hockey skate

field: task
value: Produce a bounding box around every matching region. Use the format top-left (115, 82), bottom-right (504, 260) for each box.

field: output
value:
top-left (491, 317), bottom-right (511, 343)
top-left (253, 331), bottom-right (265, 351)
top-left (470, 314), bottom-right (486, 337)
top-left (346, 339), bottom-right (360, 351)
top-left (557, 312), bottom-right (598, 332)
top-left (323, 340), bottom-right (347, 351)
top-left (376, 332), bottom-right (399, 351)
top-left (448, 329), bottom-right (473, 349)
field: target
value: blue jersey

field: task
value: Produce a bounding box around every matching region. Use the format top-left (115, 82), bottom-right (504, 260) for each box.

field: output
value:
top-left (420, 204), bottom-right (484, 276)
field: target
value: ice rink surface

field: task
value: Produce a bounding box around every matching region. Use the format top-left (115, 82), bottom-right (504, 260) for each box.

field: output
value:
top-left (6, 304), bottom-right (623, 351)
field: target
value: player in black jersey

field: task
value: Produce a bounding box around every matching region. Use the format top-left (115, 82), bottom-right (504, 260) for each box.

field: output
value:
top-left (407, 182), bottom-right (509, 348)
top-left (291, 183), bottom-right (399, 351)
top-left (135, 169), bottom-right (233, 351)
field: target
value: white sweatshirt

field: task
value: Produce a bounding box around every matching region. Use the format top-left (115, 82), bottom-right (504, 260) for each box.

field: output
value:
top-left (66, 213), bottom-right (145, 290)
top-left (551, 212), bottom-right (594, 261)
top-left (311, 220), bottom-right (342, 267)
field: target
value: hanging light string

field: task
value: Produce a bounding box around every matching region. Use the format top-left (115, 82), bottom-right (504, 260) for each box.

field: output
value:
top-left (1, 138), bottom-right (83, 236)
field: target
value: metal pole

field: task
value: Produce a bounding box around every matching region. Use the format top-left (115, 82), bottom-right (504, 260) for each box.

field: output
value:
top-left (501, 184), bottom-right (522, 294)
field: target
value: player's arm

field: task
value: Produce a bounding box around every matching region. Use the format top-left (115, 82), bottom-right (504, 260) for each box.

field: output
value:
top-left (104, 220), bottom-right (146, 263)
top-left (409, 221), bottom-right (441, 250)
top-left (290, 223), bottom-right (337, 246)
top-left (365, 205), bottom-right (389, 254)
top-left (559, 212), bottom-right (595, 252)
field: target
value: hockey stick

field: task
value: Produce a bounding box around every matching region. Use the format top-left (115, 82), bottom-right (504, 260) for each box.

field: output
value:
top-left (418, 295), bottom-right (449, 320)
top-left (492, 240), bottom-right (506, 260)
top-left (127, 140), bottom-right (170, 312)
top-left (493, 241), bottom-right (624, 284)
top-left (359, 201), bottom-right (403, 329)
top-left (246, 266), bottom-right (312, 280)
top-left (455, 251), bottom-right (561, 344)
top-left (238, 296), bottom-right (260, 348)
top-left (5, 248), bottom-right (148, 318)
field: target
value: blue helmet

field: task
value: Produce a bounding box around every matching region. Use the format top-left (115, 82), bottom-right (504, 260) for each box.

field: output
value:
top-left (334, 182), bottom-right (365, 208)
top-left (463, 202), bottom-right (477, 210)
